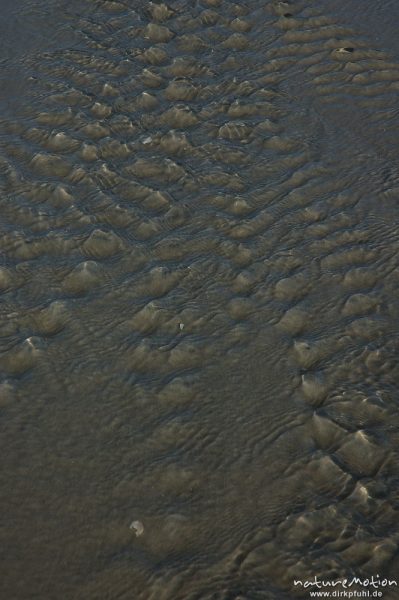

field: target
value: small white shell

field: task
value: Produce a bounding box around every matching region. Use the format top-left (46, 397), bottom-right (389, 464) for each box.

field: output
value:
top-left (130, 520), bottom-right (144, 537)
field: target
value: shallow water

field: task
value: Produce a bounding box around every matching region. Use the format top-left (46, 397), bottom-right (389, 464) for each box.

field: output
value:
top-left (1, 1), bottom-right (399, 599)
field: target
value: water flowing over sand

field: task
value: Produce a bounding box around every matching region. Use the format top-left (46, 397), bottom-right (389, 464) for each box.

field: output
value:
top-left (1, 1), bottom-right (399, 598)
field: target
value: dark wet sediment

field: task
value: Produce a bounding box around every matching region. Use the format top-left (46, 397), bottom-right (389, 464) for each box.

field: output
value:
top-left (1, 1), bottom-right (399, 598)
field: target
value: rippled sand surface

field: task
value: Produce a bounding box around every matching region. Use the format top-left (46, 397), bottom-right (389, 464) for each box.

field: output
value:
top-left (1, 1), bottom-right (399, 598)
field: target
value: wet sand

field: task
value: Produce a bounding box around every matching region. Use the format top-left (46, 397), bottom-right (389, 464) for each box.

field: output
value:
top-left (1, 1), bottom-right (399, 598)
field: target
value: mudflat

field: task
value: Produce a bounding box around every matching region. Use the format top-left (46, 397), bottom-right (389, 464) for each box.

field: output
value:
top-left (1, 1), bottom-right (399, 598)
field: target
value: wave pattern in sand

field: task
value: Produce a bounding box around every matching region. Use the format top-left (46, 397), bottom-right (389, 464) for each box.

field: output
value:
top-left (1, 1), bottom-right (399, 598)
